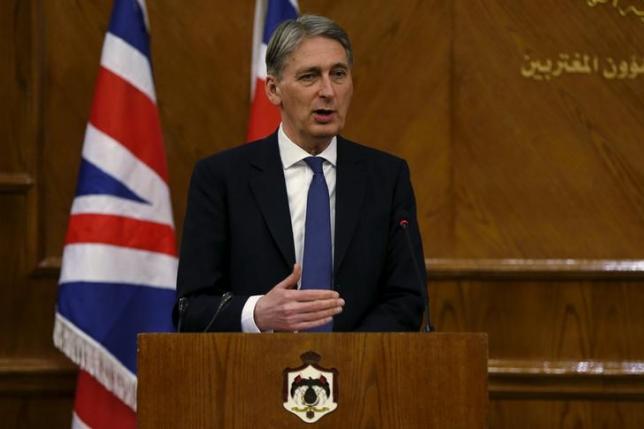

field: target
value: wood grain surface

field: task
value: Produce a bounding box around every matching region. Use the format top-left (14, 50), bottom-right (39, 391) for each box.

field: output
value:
top-left (451, 0), bottom-right (644, 259)
top-left (138, 333), bottom-right (488, 429)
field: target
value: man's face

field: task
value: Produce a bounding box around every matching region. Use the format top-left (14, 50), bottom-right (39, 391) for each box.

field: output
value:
top-left (266, 36), bottom-right (353, 150)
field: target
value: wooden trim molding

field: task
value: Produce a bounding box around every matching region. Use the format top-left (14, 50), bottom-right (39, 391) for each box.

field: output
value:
top-left (489, 359), bottom-right (644, 400)
top-left (35, 257), bottom-right (644, 280)
top-left (0, 357), bottom-right (76, 394)
top-left (2, 356), bottom-right (643, 400)
top-left (490, 359), bottom-right (644, 376)
top-left (0, 172), bottom-right (34, 193)
top-left (427, 258), bottom-right (644, 280)
top-left (33, 256), bottom-right (62, 276)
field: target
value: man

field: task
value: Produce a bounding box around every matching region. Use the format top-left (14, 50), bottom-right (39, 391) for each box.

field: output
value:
top-left (175, 15), bottom-right (426, 332)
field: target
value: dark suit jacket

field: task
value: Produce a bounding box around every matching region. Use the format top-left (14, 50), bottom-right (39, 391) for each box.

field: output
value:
top-left (174, 133), bottom-right (426, 332)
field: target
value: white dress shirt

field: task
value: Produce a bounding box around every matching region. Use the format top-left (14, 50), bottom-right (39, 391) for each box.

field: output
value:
top-left (240, 125), bottom-right (337, 332)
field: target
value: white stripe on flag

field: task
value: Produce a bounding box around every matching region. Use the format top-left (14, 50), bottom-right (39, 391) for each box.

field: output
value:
top-left (59, 243), bottom-right (177, 290)
top-left (101, 33), bottom-right (156, 102)
top-left (250, 0), bottom-right (300, 97)
top-left (72, 412), bottom-right (91, 429)
top-left (250, 0), bottom-right (268, 99)
top-left (71, 194), bottom-right (173, 225)
top-left (256, 43), bottom-right (268, 81)
top-left (82, 124), bottom-right (174, 226)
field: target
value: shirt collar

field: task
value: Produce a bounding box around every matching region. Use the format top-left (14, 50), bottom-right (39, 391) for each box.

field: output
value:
top-left (278, 124), bottom-right (337, 169)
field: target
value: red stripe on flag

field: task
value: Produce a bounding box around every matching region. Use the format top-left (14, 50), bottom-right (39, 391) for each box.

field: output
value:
top-left (74, 370), bottom-right (136, 429)
top-left (90, 67), bottom-right (168, 181)
top-left (65, 213), bottom-right (177, 256)
top-left (246, 77), bottom-right (281, 141)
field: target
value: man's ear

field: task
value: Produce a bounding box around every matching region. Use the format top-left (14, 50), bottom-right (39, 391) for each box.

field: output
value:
top-left (265, 75), bottom-right (282, 106)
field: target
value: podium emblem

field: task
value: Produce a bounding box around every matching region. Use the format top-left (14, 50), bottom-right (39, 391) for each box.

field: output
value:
top-left (283, 351), bottom-right (338, 423)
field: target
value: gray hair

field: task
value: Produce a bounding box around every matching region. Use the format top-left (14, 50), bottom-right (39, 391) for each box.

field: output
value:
top-left (266, 15), bottom-right (353, 78)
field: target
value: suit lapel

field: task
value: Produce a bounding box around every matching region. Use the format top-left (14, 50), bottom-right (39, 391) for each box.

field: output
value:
top-left (334, 137), bottom-right (366, 274)
top-left (249, 134), bottom-right (296, 267)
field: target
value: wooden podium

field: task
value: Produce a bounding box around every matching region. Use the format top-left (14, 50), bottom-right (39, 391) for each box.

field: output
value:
top-left (138, 333), bottom-right (487, 428)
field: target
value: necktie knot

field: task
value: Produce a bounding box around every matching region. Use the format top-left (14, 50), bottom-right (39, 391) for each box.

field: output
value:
top-left (304, 156), bottom-right (325, 174)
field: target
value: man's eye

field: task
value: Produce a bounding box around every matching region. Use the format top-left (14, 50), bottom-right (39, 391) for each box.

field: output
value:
top-left (299, 74), bottom-right (315, 81)
top-left (332, 70), bottom-right (347, 79)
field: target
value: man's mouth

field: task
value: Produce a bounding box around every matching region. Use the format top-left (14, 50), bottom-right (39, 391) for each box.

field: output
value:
top-left (313, 109), bottom-right (335, 122)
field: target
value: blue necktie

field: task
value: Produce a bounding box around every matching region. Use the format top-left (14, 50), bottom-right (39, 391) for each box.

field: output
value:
top-left (301, 157), bottom-right (333, 332)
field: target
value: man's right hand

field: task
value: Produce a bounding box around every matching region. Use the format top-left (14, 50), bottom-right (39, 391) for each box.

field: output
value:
top-left (254, 264), bottom-right (344, 332)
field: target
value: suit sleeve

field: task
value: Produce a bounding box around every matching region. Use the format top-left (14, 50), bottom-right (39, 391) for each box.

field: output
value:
top-left (356, 160), bottom-right (427, 332)
top-left (173, 158), bottom-right (249, 332)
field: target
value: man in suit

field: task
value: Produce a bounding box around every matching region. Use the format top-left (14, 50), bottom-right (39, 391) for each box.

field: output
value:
top-left (175, 15), bottom-right (426, 332)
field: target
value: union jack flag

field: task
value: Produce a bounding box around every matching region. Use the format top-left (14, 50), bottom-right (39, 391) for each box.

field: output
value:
top-left (53, 0), bottom-right (176, 427)
top-left (247, 0), bottom-right (299, 141)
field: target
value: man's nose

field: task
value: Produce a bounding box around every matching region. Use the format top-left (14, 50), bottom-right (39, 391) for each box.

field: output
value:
top-left (318, 75), bottom-right (335, 98)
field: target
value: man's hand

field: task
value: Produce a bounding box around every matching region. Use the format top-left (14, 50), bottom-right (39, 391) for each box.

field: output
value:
top-left (254, 264), bottom-right (344, 332)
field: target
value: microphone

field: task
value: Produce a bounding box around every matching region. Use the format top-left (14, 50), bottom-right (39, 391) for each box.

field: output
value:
top-left (176, 296), bottom-right (189, 333)
top-left (399, 214), bottom-right (434, 333)
top-left (203, 292), bottom-right (233, 332)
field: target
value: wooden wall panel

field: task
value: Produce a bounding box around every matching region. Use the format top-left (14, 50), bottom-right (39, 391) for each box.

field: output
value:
top-left (441, 0), bottom-right (644, 420)
top-left (491, 400), bottom-right (644, 429)
top-left (0, 195), bottom-right (29, 356)
top-left (429, 266), bottom-right (644, 426)
top-left (39, 1), bottom-right (110, 266)
top-left (451, 0), bottom-right (644, 258)
top-left (147, 1), bottom-right (255, 247)
top-left (0, 0), bottom-right (37, 174)
top-left (0, 0), bottom-right (77, 426)
top-left (0, 396), bottom-right (74, 429)
top-left (0, 357), bottom-right (75, 429)
top-left (432, 278), bottom-right (644, 361)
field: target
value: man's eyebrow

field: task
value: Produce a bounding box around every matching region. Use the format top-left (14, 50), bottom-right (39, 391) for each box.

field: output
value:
top-left (295, 66), bottom-right (321, 75)
top-left (295, 62), bottom-right (350, 75)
